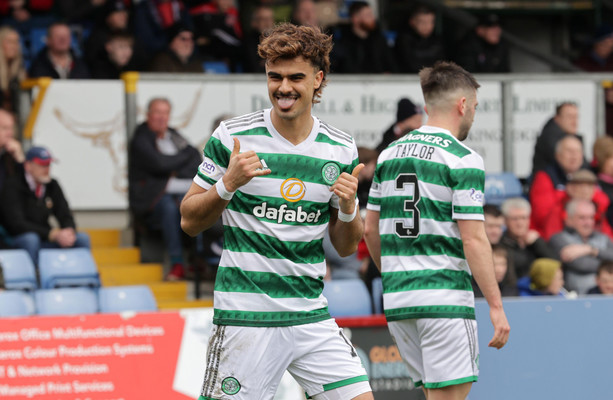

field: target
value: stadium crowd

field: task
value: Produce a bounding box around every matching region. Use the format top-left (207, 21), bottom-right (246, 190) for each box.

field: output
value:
top-left (1, 0), bottom-right (613, 304)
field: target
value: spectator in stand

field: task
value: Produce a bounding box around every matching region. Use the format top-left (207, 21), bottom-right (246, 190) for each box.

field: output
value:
top-left (0, 0), bottom-right (57, 33)
top-left (323, 229), bottom-right (361, 281)
top-left (394, 3), bottom-right (446, 74)
top-left (376, 97), bottom-right (423, 153)
top-left (517, 258), bottom-right (566, 297)
top-left (188, 0), bottom-right (242, 72)
top-left (128, 97), bottom-right (202, 281)
top-left (0, 146), bottom-right (91, 264)
top-left (541, 169), bottom-right (612, 241)
top-left (291, 0), bottom-right (319, 28)
top-left (500, 197), bottom-right (556, 279)
top-left (0, 26), bottom-right (25, 113)
top-left (574, 25), bottom-right (613, 136)
top-left (28, 21), bottom-right (90, 79)
top-left (550, 199), bottom-right (613, 294)
top-left (454, 13), bottom-right (510, 73)
top-left (473, 244), bottom-right (517, 298)
top-left (241, 4), bottom-right (274, 73)
top-left (530, 135), bottom-right (586, 235)
top-left (0, 109), bottom-right (23, 194)
top-left (531, 102), bottom-right (584, 175)
top-left (84, 1), bottom-right (147, 75)
top-left (90, 32), bottom-right (137, 79)
top-left (331, 1), bottom-right (396, 74)
top-left (56, 0), bottom-right (117, 24)
top-left (593, 135), bottom-right (613, 226)
top-left (587, 261), bottom-right (613, 295)
top-left (484, 204), bottom-right (505, 245)
top-left (134, 0), bottom-right (192, 55)
top-left (149, 23), bottom-right (203, 73)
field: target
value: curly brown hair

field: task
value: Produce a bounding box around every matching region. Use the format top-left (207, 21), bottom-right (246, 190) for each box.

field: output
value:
top-left (258, 23), bottom-right (333, 103)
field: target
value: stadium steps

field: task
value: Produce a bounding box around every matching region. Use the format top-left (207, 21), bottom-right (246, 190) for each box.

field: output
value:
top-left (86, 228), bottom-right (213, 308)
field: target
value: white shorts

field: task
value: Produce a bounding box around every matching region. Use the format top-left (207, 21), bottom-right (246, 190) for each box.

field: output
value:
top-left (198, 319), bottom-right (372, 400)
top-left (387, 318), bottom-right (479, 389)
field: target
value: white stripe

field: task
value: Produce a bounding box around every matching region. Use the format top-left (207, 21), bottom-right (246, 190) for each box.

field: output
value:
top-left (379, 218), bottom-right (460, 239)
top-left (454, 189), bottom-right (485, 208)
top-left (241, 177), bottom-right (333, 203)
top-left (214, 291), bottom-right (328, 313)
top-left (366, 203), bottom-right (380, 211)
top-left (381, 254), bottom-right (469, 273)
top-left (384, 289), bottom-right (474, 310)
top-left (193, 174), bottom-right (212, 190)
top-left (221, 250), bottom-right (326, 277)
top-left (224, 209), bottom-right (327, 242)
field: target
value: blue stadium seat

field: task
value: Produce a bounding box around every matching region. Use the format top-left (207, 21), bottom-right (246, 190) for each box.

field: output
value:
top-left (372, 277), bottom-right (383, 315)
top-left (0, 290), bottom-right (35, 317)
top-left (98, 285), bottom-right (158, 313)
top-left (34, 287), bottom-right (98, 316)
top-left (38, 248), bottom-right (100, 289)
top-left (0, 249), bottom-right (38, 290)
top-left (323, 279), bottom-right (372, 317)
top-left (484, 172), bottom-right (524, 206)
top-left (203, 61), bottom-right (230, 74)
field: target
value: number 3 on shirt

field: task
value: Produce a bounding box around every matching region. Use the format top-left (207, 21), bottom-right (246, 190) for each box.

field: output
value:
top-left (395, 173), bottom-right (420, 238)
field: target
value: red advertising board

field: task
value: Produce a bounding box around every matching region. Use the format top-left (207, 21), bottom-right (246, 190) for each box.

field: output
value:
top-left (0, 312), bottom-right (191, 400)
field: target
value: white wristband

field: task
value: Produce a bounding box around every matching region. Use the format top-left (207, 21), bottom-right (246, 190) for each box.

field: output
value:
top-left (215, 178), bottom-right (236, 201)
top-left (338, 202), bottom-right (358, 223)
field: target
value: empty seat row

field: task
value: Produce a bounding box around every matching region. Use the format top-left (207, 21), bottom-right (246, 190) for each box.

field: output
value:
top-left (0, 248), bottom-right (100, 290)
top-left (0, 285), bottom-right (157, 317)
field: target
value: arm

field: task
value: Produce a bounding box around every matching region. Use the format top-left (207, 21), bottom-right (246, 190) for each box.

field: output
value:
top-left (363, 209), bottom-right (381, 271)
top-left (180, 137), bottom-right (270, 236)
top-left (458, 219), bottom-right (510, 349)
top-left (328, 164), bottom-right (364, 257)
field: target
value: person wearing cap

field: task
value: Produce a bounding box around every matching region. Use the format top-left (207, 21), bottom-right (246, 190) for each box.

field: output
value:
top-left (517, 258), bottom-right (566, 297)
top-left (0, 146), bottom-right (90, 264)
top-left (542, 169), bottom-right (613, 241)
top-left (148, 23), bottom-right (204, 73)
top-left (550, 199), bottom-right (613, 294)
top-left (454, 13), bottom-right (510, 73)
top-left (376, 97), bottom-right (423, 153)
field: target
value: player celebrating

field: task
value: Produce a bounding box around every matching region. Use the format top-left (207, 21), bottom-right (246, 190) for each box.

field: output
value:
top-left (364, 61), bottom-right (510, 400)
top-left (180, 23), bottom-right (373, 400)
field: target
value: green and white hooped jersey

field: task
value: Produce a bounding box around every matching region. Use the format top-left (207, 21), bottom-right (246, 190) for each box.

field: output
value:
top-left (194, 109), bottom-right (359, 327)
top-left (367, 126), bottom-right (485, 322)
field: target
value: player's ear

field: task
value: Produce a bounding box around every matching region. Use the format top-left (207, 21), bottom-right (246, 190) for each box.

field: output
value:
top-left (314, 70), bottom-right (324, 89)
top-left (458, 97), bottom-right (467, 116)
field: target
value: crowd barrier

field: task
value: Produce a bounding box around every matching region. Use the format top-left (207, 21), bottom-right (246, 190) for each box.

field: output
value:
top-left (1, 296), bottom-right (612, 399)
top-left (18, 73), bottom-right (612, 211)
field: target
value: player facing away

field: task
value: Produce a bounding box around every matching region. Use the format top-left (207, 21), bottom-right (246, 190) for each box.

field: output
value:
top-left (364, 61), bottom-right (510, 400)
top-left (180, 23), bottom-right (373, 400)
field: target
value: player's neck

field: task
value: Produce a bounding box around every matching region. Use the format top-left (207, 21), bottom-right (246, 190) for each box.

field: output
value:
top-left (270, 110), bottom-right (314, 145)
top-left (423, 116), bottom-right (458, 138)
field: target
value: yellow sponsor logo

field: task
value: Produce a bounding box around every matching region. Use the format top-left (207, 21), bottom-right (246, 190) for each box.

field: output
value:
top-left (280, 178), bottom-right (306, 202)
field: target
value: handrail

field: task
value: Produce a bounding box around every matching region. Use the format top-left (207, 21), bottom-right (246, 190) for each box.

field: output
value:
top-left (20, 77), bottom-right (52, 141)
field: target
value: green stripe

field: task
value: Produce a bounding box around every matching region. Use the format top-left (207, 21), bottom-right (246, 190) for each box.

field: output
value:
top-left (322, 375), bottom-right (370, 391)
top-left (380, 234), bottom-right (464, 258)
top-left (368, 196), bottom-right (381, 206)
top-left (453, 205), bottom-right (483, 215)
top-left (231, 126), bottom-right (272, 137)
top-left (385, 305), bottom-right (475, 321)
top-left (397, 130), bottom-right (471, 157)
top-left (378, 158), bottom-right (452, 187)
top-left (227, 192), bottom-right (330, 226)
top-left (450, 168), bottom-right (484, 191)
top-left (215, 267), bottom-right (324, 298)
top-left (204, 136), bottom-right (230, 169)
top-left (382, 270), bottom-right (472, 292)
top-left (413, 380), bottom-right (423, 388)
top-left (224, 226), bottom-right (325, 264)
top-left (196, 171), bottom-right (216, 186)
top-left (424, 376), bottom-right (478, 389)
top-left (255, 153), bottom-right (353, 184)
top-left (214, 308), bottom-right (331, 327)
top-left (199, 396), bottom-right (219, 400)
top-left (379, 196), bottom-right (452, 222)
top-left (315, 132), bottom-right (349, 147)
